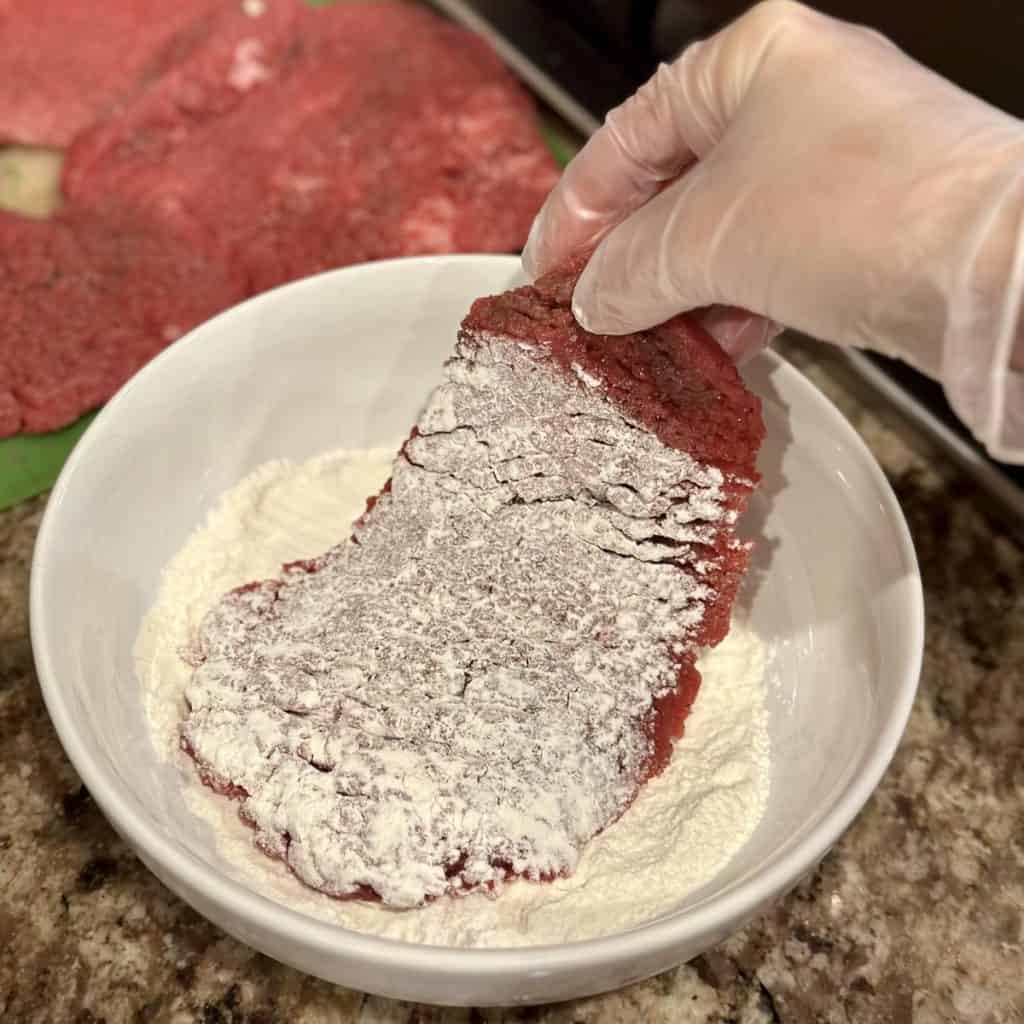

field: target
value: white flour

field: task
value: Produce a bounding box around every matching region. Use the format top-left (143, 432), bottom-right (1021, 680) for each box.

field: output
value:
top-left (136, 444), bottom-right (771, 947)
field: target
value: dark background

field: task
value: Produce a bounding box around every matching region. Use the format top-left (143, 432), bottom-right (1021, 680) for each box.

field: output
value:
top-left (552, 0), bottom-right (1024, 118)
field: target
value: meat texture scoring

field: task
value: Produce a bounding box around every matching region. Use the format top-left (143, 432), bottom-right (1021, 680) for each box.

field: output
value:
top-left (180, 266), bottom-right (764, 908)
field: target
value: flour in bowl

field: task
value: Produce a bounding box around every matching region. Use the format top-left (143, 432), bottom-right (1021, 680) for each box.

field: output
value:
top-left (135, 444), bottom-right (770, 947)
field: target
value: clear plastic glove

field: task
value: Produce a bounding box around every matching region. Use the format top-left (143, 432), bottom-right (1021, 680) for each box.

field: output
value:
top-left (522, 0), bottom-right (1024, 462)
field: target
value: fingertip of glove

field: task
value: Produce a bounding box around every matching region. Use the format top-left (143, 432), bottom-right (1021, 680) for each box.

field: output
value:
top-left (520, 217), bottom-right (543, 280)
top-left (572, 257), bottom-right (644, 336)
top-left (572, 289), bottom-right (634, 335)
top-left (571, 294), bottom-right (595, 333)
top-left (570, 263), bottom-right (602, 333)
top-left (695, 309), bottom-right (784, 364)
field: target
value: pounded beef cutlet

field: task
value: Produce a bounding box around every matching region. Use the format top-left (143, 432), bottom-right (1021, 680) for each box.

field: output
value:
top-left (180, 265), bottom-right (764, 908)
top-left (0, 0), bottom-right (226, 147)
top-left (63, 2), bottom-right (560, 293)
top-left (62, 0), bottom-right (306, 199)
top-left (2, 1), bottom-right (556, 437)
top-left (0, 206), bottom-right (245, 436)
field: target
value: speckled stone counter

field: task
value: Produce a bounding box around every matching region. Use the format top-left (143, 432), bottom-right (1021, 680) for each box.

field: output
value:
top-left (1, 340), bottom-right (1022, 1024)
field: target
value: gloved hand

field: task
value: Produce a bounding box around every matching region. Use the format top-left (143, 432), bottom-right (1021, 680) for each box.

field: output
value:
top-left (522, 0), bottom-right (1024, 462)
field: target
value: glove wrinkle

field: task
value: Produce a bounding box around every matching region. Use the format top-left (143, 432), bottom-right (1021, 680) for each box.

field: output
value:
top-left (521, 1), bottom-right (1024, 461)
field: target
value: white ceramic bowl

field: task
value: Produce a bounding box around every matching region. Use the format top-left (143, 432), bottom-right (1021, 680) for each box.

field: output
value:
top-left (31, 255), bottom-right (923, 1006)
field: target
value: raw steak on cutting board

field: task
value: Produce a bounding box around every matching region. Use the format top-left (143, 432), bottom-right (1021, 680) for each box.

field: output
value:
top-left (0, 0), bottom-right (226, 147)
top-left (63, 2), bottom-right (560, 294)
top-left (1, 1), bottom-right (559, 438)
top-left (0, 206), bottom-right (245, 436)
top-left (62, 0), bottom-right (306, 195)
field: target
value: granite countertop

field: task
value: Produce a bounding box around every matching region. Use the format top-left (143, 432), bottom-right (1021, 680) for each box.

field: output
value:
top-left (0, 336), bottom-right (1021, 1023)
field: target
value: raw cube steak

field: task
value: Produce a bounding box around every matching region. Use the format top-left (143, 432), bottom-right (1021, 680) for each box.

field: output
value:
top-left (0, 206), bottom-right (245, 437)
top-left (62, 2), bottom-right (560, 294)
top-left (0, 0), bottom-right (225, 147)
top-left (0, 1), bottom-right (559, 439)
top-left (181, 267), bottom-right (764, 907)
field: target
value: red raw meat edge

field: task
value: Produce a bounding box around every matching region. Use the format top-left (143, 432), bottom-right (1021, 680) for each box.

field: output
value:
top-left (183, 262), bottom-right (764, 904)
top-left (463, 261), bottom-right (764, 785)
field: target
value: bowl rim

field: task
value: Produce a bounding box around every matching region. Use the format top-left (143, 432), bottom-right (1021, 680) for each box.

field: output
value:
top-left (30, 253), bottom-right (924, 978)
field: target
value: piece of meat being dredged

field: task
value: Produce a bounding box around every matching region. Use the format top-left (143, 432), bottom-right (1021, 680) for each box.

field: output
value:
top-left (181, 266), bottom-right (765, 908)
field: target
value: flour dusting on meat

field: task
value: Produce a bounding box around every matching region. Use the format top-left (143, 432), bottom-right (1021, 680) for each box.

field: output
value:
top-left (181, 332), bottom-right (735, 908)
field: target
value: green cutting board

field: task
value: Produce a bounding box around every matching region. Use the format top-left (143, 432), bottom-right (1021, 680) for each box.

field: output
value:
top-left (0, 414), bottom-right (97, 510)
top-left (0, 26), bottom-right (579, 513)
